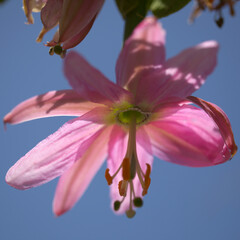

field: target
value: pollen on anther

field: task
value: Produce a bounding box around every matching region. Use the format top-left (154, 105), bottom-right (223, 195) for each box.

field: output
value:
top-left (105, 168), bottom-right (112, 185)
top-left (118, 180), bottom-right (128, 196)
top-left (142, 164), bottom-right (151, 196)
top-left (145, 163), bottom-right (151, 179)
top-left (122, 158), bottom-right (130, 180)
top-left (142, 177), bottom-right (151, 196)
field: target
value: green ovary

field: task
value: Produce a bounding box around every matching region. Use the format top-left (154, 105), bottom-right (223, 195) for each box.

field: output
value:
top-left (118, 109), bottom-right (146, 125)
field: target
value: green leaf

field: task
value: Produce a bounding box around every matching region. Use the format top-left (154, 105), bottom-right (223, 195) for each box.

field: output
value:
top-left (115, 0), bottom-right (152, 41)
top-left (115, 0), bottom-right (139, 19)
top-left (150, 0), bottom-right (191, 18)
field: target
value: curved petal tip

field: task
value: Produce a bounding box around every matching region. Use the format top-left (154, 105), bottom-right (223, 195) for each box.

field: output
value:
top-left (188, 96), bottom-right (237, 159)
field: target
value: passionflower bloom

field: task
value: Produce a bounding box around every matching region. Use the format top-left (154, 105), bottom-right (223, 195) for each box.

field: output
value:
top-left (23, 0), bottom-right (104, 56)
top-left (4, 17), bottom-right (237, 218)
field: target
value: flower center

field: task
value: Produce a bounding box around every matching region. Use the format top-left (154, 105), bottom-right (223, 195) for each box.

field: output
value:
top-left (115, 107), bottom-right (150, 126)
top-left (105, 114), bottom-right (151, 218)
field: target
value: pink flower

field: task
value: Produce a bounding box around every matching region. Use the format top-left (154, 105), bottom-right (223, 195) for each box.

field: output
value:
top-left (4, 17), bottom-right (237, 218)
top-left (23, 0), bottom-right (104, 55)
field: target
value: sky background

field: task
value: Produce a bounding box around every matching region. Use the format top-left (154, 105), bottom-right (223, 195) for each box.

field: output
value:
top-left (1, 1), bottom-right (240, 240)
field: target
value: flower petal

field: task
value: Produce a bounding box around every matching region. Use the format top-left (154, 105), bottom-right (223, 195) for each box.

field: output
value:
top-left (127, 66), bottom-right (185, 109)
top-left (64, 51), bottom-right (128, 104)
top-left (5, 118), bottom-right (104, 190)
top-left (59, 0), bottom-right (104, 43)
top-left (188, 96), bottom-right (237, 157)
top-left (62, 14), bottom-right (97, 50)
top-left (3, 90), bottom-right (101, 125)
top-left (108, 126), bottom-right (153, 214)
top-left (53, 126), bottom-right (112, 216)
top-left (36, 0), bottom-right (63, 42)
top-left (116, 17), bottom-right (166, 87)
top-left (146, 104), bottom-right (231, 167)
top-left (127, 41), bottom-right (218, 107)
top-left (159, 41), bottom-right (218, 99)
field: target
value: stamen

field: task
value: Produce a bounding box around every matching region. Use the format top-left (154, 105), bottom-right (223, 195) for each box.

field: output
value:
top-left (105, 168), bottom-right (112, 185)
top-left (122, 157), bottom-right (130, 180)
top-left (49, 47), bottom-right (54, 56)
top-left (118, 180), bottom-right (128, 197)
top-left (142, 164), bottom-right (152, 196)
top-left (133, 197), bottom-right (143, 207)
top-left (105, 111), bottom-right (153, 215)
top-left (113, 201), bottom-right (121, 211)
top-left (142, 177), bottom-right (151, 196)
top-left (145, 163), bottom-right (151, 179)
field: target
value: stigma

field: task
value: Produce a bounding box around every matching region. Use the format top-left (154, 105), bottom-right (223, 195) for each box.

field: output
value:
top-left (105, 114), bottom-right (151, 218)
top-left (49, 45), bottom-right (67, 58)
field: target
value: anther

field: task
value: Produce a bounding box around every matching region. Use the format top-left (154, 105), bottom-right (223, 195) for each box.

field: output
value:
top-left (105, 168), bottom-right (113, 185)
top-left (114, 201), bottom-right (121, 211)
top-left (142, 164), bottom-right (151, 196)
top-left (122, 158), bottom-right (131, 181)
top-left (49, 47), bottom-right (54, 56)
top-left (142, 177), bottom-right (151, 196)
top-left (133, 197), bottom-right (143, 208)
top-left (145, 163), bottom-right (151, 179)
top-left (118, 180), bottom-right (128, 197)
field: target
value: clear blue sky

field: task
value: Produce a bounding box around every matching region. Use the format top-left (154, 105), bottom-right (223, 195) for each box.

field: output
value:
top-left (1, 1), bottom-right (240, 239)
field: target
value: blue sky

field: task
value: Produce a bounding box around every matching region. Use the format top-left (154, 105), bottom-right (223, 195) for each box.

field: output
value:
top-left (0, 1), bottom-right (240, 240)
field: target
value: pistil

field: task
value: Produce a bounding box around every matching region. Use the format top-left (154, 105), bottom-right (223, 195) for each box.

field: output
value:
top-left (105, 113), bottom-right (152, 218)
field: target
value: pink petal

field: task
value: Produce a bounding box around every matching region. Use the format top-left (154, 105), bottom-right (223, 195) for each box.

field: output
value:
top-left (188, 96), bottom-right (237, 158)
top-left (53, 126), bottom-right (113, 216)
top-left (78, 106), bottom-right (111, 124)
top-left (107, 125), bottom-right (127, 185)
top-left (59, 0), bottom-right (104, 43)
top-left (4, 90), bottom-right (101, 125)
top-left (128, 41), bottom-right (218, 107)
top-left (129, 41), bottom-right (218, 107)
top-left (127, 66), bottom-right (185, 109)
top-left (160, 41), bottom-right (218, 99)
top-left (5, 118), bottom-right (104, 190)
top-left (62, 14), bottom-right (97, 50)
top-left (116, 17), bottom-right (166, 87)
top-left (108, 126), bottom-right (153, 214)
top-left (41, 0), bottom-right (63, 30)
top-left (45, 29), bottom-right (59, 47)
top-left (64, 51), bottom-right (128, 104)
top-left (146, 104), bottom-right (231, 167)
top-left (127, 66), bottom-right (166, 108)
top-left (36, 0), bottom-right (63, 42)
